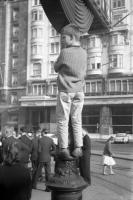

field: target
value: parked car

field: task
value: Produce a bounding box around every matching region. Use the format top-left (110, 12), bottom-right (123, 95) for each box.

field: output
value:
top-left (113, 133), bottom-right (129, 143)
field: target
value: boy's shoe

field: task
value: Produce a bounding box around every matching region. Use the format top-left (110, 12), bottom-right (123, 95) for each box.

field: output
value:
top-left (72, 147), bottom-right (83, 158)
top-left (103, 172), bottom-right (108, 175)
top-left (59, 148), bottom-right (73, 160)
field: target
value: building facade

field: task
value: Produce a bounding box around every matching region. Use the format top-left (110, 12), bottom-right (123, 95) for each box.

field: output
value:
top-left (0, 0), bottom-right (28, 131)
top-left (0, 0), bottom-right (133, 136)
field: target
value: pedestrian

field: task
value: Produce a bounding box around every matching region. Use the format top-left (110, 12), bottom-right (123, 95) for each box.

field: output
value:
top-left (79, 128), bottom-right (91, 184)
top-left (54, 23), bottom-right (87, 159)
top-left (0, 141), bottom-right (32, 200)
top-left (102, 136), bottom-right (116, 175)
top-left (30, 129), bottom-right (40, 183)
top-left (32, 129), bottom-right (56, 191)
top-left (2, 126), bottom-right (18, 160)
top-left (19, 127), bottom-right (32, 168)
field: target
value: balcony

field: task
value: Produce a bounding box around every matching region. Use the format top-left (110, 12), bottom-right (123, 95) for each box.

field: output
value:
top-left (108, 67), bottom-right (129, 74)
top-left (87, 69), bottom-right (102, 76)
top-left (26, 82), bottom-right (58, 97)
top-left (31, 53), bottom-right (43, 60)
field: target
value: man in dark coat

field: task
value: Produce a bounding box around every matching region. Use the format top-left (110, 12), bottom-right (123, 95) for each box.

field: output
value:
top-left (30, 129), bottom-right (40, 181)
top-left (19, 128), bottom-right (32, 168)
top-left (32, 129), bottom-right (56, 190)
top-left (79, 129), bottom-right (91, 185)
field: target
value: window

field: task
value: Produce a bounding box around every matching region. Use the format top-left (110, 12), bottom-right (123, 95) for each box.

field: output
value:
top-left (38, 11), bottom-right (43, 20)
top-left (89, 57), bottom-right (101, 70)
top-left (31, 45), bottom-right (42, 55)
top-left (12, 72), bottom-right (18, 86)
top-left (33, 0), bottom-right (40, 6)
top-left (38, 85), bottom-right (42, 95)
top-left (109, 54), bottom-right (123, 68)
top-left (128, 80), bottom-right (133, 93)
top-left (110, 34), bottom-right (124, 45)
top-left (12, 8), bottom-right (19, 21)
top-left (113, 14), bottom-right (125, 26)
top-left (91, 82), bottom-right (96, 93)
top-left (33, 63), bottom-right (41, 76)
top-left (50, 42), bottom-right (60, 54)
top-left (32, 45), bottom-right (37, 55)
top-left (33, 85), bottom-right (38, 95)
top-left (97, 81), bottom-right (102, 93)
top-left (110, 80), bottom-right (115, 92)
top-left (38, 45), bottom-right (42, 54)
top-left (51, 43), bottom-right (54, 54)
top-left (32, 10), bottom-right (38, 21)
top-left (51, 27), bottom-right (55, 37)
top-left (86, 82), bottom-right (90, 93)
top-left (52, 84), bottom-right (58, 95)
top-left (55, 42), bottom-right (59, 54)
top-left (122, 80), bottom-right (127, 92)
top-left (88, 36), bottom-right (101, 48)
top-left (109, 79), bottom-right (133, 94)
top-left (38, 28), bottom-right (43, 37)
top-left (10, 93), bottom-right (18, 104)
top-left (12, 42), bottom-right (19, 53)
top-left (32, 28), bottom-right (37, 38)
top-left (112, 0), bottom-right (125, 8)
top-left (88, 37), bottom-right (95, 48)
top-left (42, 84), bottom-right (46, 95)
top-left (116, 80), bottom-right (121, 92)
top-left (85, 81), bottom-right (102, 94)
top-left (50, 61), bottom-right (56, 74)
top-left (12, 57), bottom-right (18, 68)
top-left (12, 26), bottom-right (19, 37)
top-left (51, 27), bottom-right (59, 37)
top-left (32, 10), bottom-right (43, 21)
top-left (110, 35), bottom-right (118, 45)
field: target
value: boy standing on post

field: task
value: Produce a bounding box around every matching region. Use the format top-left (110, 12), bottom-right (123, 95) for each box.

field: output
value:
top-left (54, 24), bottom-right (87, 160)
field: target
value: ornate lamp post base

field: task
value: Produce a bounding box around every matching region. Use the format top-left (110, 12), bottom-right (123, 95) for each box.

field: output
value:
top-left (46, 158), bottom-right (88, 200)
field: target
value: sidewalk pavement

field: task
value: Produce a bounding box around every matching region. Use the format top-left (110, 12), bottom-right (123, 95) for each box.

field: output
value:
top-left (31, 183), bottom-right (123, 200)
top-left (31, 173), bottom-right (128, 200)
top-left (31, 150), bottom-right (133, 200)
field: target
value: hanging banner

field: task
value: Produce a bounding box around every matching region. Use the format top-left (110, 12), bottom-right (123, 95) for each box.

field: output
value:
top-left (40, 0), bottom-right (110, 33)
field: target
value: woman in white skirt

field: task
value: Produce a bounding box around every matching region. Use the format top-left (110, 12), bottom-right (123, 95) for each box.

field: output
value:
top-left (102, 136), bottom-right (116, 175)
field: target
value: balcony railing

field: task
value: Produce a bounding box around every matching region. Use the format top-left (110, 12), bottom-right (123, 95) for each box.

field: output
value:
top-left (26, 80), bottom-right (133, 97)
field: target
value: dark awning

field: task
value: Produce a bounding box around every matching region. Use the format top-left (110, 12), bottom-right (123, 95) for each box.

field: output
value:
top-left (40, 0), bottom-right (110, 33)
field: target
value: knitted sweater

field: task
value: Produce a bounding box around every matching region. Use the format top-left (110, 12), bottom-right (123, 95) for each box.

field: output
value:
top-left (54, 46), bottom-right (87, 93)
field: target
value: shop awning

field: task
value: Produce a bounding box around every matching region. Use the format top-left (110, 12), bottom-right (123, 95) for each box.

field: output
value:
top-left (40, 0), bottom-right (110, 33)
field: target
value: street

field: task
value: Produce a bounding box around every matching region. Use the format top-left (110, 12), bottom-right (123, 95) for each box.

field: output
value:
top-left (91, 139), bottom-right (133, 156)
top-left (87, 155), bottom-right (133, 200)
top-left (31, 141), bottom-right (133, 200)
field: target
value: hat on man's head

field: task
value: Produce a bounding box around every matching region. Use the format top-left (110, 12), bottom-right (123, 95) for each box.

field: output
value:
top-left (61, 23), bottom-right (81, 40)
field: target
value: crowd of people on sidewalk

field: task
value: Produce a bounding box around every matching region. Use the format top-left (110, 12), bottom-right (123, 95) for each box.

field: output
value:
top-left (0, 126), bottom-right (56, 198)
top-left (0, 125), bottom-right (92, 194)
top-left (0, 122), bottom-right (116, 200)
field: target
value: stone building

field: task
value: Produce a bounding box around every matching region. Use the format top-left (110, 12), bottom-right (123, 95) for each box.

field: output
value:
top-left (1, 0), bottom-right (133, 136)
top-left (0, 0), bottom-right (28, 131)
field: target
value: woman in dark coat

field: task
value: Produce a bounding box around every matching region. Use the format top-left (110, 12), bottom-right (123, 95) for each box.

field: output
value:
top-left (102, 136), bottom-right (115, 175)
top-left (79, 129), bottom-right (91, 184)
top-left (0, 142), bottom-right (32, 200)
